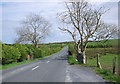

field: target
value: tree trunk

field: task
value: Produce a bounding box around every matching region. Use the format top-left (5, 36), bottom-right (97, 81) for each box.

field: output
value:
top-left (76, 46), bottom-right (86, 64)
top-left (77, 45), bottom-right (82, 63)
top-left (77, 52), bottom-right (86, 64)
top-left (77, 52), bottom-right (83, 63)
top-left (34, 42), bottom-right (38, 48)
top-left (82, 51), bottom-right (87, 64)
top-left (36, 44), bottom-right (38, 48)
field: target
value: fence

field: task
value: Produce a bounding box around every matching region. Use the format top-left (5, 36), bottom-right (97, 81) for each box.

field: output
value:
top-left (97, 53), bottom-right (118, 75)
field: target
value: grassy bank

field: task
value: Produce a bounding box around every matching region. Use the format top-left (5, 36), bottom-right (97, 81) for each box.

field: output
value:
top-left (68, 39), bottom-right (119, 82)
top-left (0, 46), bottom-right (66, 70)
top-left (95, 68), bottom-right (120, 82)
top-left (0, 55), bottom-right (49, 70)
top-left (68, 53), bottom-right (119, 82)
top-left (68, 55), bottom-right (80, 65)
top-left (80, 53), bottom-right (119, 82)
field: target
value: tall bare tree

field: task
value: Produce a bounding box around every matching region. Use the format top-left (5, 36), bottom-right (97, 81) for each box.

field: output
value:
top-left (16, 13), bottom-right (51, 48)
top-left (58, 1), bottom-right (117, 64)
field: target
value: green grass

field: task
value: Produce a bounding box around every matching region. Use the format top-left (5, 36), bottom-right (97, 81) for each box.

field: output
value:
top-left (82, 53), bottom-right (119, 70)
top-left (68, 39), bottom-right (120, 82)
top-left (68, 39), bottom-right (119, 48)
top-left (80, 53), bottom-right (119, 82)
top-left (87, 39), bottom-right (119, 48)
top-left (68, 55), bottom-right (80, 65)
top-left (68, 51), bottom-right (119, 82)
top-left (0, 46), bottom-right (66, 70)
top-left (95, 68), bottom-right (120, 82)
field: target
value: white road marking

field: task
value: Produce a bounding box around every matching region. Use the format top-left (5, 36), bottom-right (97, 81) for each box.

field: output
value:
top-left (32, 66), bottom-right (39, 71)
top-left (46, 61), bottom-right (50, 63)
top-left (65, 65), bottom-right (72, 82)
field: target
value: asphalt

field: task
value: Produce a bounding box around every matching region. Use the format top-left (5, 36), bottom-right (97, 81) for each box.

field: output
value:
top-left (1, 46), bottom-right (108, 83)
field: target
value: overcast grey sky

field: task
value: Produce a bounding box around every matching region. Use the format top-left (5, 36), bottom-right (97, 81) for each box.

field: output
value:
top-left (0, 0), bottom-right (119, 44)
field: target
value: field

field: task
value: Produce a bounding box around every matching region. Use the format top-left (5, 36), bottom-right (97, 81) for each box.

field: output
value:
top-left (68, 39), bottom-right (120, 82)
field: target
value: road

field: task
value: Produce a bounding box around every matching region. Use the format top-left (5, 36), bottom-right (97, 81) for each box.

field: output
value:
top-left (1, 46), bottom-right (107, 83)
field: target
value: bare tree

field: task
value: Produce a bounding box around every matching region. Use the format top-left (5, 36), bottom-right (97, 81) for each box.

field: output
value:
top-left (58, 1), bottom-right (117, 64)
top-left (15, 13), bottom-right (51, 48)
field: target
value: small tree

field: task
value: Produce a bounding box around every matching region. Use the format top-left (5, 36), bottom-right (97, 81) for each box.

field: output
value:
top-left (15, 13), bottom-right (51, 48)
top-left (58, 1), bottom-right (117, 64)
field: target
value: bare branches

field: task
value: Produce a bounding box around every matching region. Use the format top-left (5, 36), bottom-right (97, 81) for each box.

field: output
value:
top-left (15, 13), bottom-right (51, 47)
top-left (58, 1), bottom-right (117, 51)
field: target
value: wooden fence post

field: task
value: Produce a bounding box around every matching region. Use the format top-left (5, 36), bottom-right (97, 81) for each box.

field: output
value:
top-left (97, 54), bottom-right (99, 67)
top-left (97, 54), bottom-right (102, 69)
top-left (113, 56), bottom-right (116, 74)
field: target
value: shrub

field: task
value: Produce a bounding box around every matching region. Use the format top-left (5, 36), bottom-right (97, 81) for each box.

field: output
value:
top-left (13, 44), bottom-right (28, 62)
top-left (25, 44), bottom-right (35, 54)
top-left (33, 48), bottom-right (41, 58)
top-left (2, 44), bottom-right (21, 64)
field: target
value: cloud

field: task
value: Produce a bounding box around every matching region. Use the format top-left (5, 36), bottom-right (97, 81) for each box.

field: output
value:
top-left (102, 2), bottom-right (118, 25)
top-left (2, 2), bottom-right (67, 43)
top-left (2, 1), bottom-right (118, 44)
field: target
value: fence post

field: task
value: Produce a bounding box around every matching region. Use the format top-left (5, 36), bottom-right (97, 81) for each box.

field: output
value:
top-left (97, 54), bottom-right (99, 67)
top-left (97, 54), bottom-right (102, 69)
top-left (27, 54), bottom-right (30, 61)
top-left (113, 56), bottom-right (116, 74)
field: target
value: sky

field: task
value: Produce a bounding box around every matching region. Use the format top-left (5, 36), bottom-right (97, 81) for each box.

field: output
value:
top-left (0, 0), bottom-right (119, 44)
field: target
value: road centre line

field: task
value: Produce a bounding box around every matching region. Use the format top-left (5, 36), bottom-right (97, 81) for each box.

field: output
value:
top-left (32, 66), bottom-right (39, 71)
top-left (46, 61), bottom-right (50, 63)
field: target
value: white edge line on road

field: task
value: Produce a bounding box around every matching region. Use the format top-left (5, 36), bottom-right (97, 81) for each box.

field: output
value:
top-left (32, 66), bottom-right (39, 71)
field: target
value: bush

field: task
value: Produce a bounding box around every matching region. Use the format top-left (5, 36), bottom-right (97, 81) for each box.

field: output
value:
top-left (2, 44), bottom-right (21, 64)
top-left (2, 43), bottom-right (64, 65)
top-left (41, 47), bottom-right (51, 56)
top-left (24, 44), bottom-right (34, 54)
top-left (33, 48), bottom-right (41, 58)
top-left (13, 44), bottom-right (28, 62)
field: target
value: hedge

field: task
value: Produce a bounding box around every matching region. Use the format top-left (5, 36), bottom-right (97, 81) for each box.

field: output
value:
top-left (13, 44), bottom-right (28, 62)
top-left (2, 44), bottom-right (21, 64)
top-left (2, 43), bottom-right (65, 65)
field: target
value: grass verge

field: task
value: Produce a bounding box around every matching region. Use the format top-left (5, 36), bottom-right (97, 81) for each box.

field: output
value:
top-left (0, 46), bottom-right (66, 70)
top-left (68, 53), bottom-right (120, 83)
top-left (68, 55), bottom-right (80, 65)
top-left (95, 68), bottom-right (120, 82)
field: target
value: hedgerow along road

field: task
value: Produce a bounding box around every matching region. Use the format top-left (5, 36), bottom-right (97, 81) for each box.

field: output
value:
top-left (2, 47), bottom-right (107, 82)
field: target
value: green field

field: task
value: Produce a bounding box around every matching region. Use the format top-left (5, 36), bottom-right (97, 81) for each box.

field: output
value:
top-left (81, 53), bottom-right (119, 71)
top-left (68, 39), bottom-right (120, 82)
